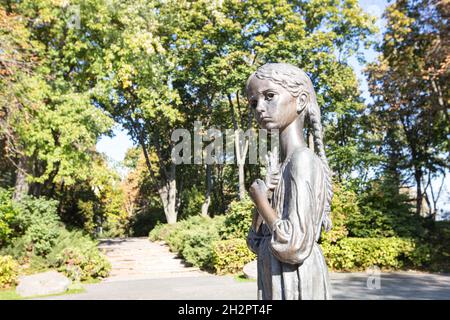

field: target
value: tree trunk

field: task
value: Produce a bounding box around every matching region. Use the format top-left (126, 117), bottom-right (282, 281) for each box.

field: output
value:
top-left (158, 164), bottom-right (178, 224)
top-left (13, 156), bottom-right (29, 201)
top-left (414, 169), bottom-right (423, 216)
top-left (201, 164), bottom-right (212, 216)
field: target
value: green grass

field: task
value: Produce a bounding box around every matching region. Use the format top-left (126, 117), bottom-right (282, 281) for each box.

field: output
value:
top-left (0, 288), bottom-right (22, 300)
top-left (0, 285), bottom-right (85, 300)
top-left (81, 278), bottom-right (102, 284)
top-left (234, 273), bottom-right (256, 283)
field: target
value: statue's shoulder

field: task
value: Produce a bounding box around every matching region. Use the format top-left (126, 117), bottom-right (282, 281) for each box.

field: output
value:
top-left (289, 146), bottom-right (322, 177)
top-left (290, 146), bottom-right (316, 164)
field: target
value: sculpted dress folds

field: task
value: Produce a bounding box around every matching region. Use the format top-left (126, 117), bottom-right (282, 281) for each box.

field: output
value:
top-left (247, 146), bottom-right (332, 300)
top-left (245, 63), bottom-right (333, 300)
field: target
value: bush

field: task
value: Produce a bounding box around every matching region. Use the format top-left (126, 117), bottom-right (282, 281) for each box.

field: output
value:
top-left (0, 196), bottom-right (61, 259)
top-left (0, 188), bottom-right (17, 246)
top-left (165, 216), bottom-right (225, 270)
top-left (321, 237), bottom-right (431, 271)
top-left (46, 228), bottom-right (110, 281)
top-left (0, 255), bottom-right (19, 288)
top-left (356, 178), bottom-right (425, 238)
top-left (179, 186), bottom-right (205, 219)
top-left (149, 222), bottom-right (176, 242)
top-left (23, 222), bottom-right (61, 257)
top-left (320, 183), bottom-right (356, 243)
top-left (148, 197), bottom-right (256, 273)
top-left (11, 195), bottom-right (60, 235)
top-left (1, 224), bottom-right (111, 281)
top-left (149, 215), bottom-right (226, 270)
top-left (212, 238), bottom-right (255, 275)
top-left (423, 221), bottom-right (450, 272)
top-left (53, 247), bottom-right (110, 281)
top-left (219, 195), bottom-right (253, 240)
top-left (129, 207), bottom-right (165, 237)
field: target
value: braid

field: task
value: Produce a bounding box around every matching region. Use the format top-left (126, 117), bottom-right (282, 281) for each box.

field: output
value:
top-left (308, 102), bottom-right (333, 232)
top-left (248, 63), bottom-right (333, 232)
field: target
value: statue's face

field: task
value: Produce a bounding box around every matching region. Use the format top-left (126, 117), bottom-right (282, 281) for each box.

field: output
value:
top-left (246, 76), bottom-right (298, 130)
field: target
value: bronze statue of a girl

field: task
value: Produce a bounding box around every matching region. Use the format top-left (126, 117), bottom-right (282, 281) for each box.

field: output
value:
top-left (246, 63), bottom-right (333, 300)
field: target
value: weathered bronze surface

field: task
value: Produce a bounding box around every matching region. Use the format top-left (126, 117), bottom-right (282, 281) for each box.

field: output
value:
top-left (246, 63), bottom-right (333, 300)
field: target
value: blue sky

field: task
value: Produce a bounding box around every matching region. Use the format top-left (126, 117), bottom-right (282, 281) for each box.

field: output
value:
top-left (95, 0), bottom-right (449, 218)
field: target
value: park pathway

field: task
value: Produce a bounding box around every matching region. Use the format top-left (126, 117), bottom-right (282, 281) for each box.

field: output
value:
top-left (36, 237), bottom-right (450, 299)
top-left (98, 237), bottom-right (207, 282)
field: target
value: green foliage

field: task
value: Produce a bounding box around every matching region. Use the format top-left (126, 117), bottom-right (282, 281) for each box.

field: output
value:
top-left (23, 222), bottom-right (60, 257)
top-left (212, 239), bottom-right (255, 275)
top-left (44, 228), bottom-right (110, 281)
top-left (148, 222), bottom-right (177, 242)
top-left (129, 207), bottom-right (166, 237)
top-left (0, 192), bottom-right (110, 280)
top-left (166, 216), bottom-right (225, 270)
top-left (424, 221), bottom-right (450, 272)
top-left (179, 186), bottom-right (205, 219)
top-left (322, 237), bottom-right (431, 271)
top-left (149, 215), bottom-right (225, 270)
top-left (11, 195), bottom-right (60, 235)
top-left (0, 188), bottom-right (17, 246)
top-left (219, 195), bottom-right (253, 240)
top-left (1, 195), bottom-right (60, 258)
top-left (0, 255), bottom-right (19, 289)
top-left (321, 183), bottom-right (355, 243)
top-left (356, 179), bottom-right (425, 238)
top-left (321, 181), bottom-right (425, 241)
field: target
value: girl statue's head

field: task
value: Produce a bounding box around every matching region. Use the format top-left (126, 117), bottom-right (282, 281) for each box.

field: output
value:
top-left (246, 62), bottom-right (333, 232)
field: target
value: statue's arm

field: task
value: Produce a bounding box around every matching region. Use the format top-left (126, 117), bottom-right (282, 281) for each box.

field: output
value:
top-left (248, 180), bottom-right (278, 232)
top-left (269, 152), bottom-right (317, 265)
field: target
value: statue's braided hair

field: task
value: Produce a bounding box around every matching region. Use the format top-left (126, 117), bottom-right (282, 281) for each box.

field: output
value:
top-left (247, 63), bottom-right (333, 232)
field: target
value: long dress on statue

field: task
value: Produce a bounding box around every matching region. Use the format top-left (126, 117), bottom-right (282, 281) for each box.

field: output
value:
top-left (247, 146), bottom-right (332, 300)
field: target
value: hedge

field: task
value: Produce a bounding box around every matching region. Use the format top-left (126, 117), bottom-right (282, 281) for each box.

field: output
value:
top-left (212, 238), bottom-right (255, 275)
top-left (0, 255), bottom-right (19, 288)
top-left (321, 237), bottom-right (431, 271)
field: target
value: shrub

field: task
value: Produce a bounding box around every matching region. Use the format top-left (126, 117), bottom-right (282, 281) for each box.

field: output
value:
top-left (53, 246), bottom-right (111, 281)
top-left (179, 186), bottom-right (205, 219)
top-left (11, 195), bottom-right (60, 235)
top-left (0, 188), bottom-right (17, 246)
top-left (22, 222), bottom-right (61, 257)
top-left (219, 195), bottom-right (253, 240)
top-left (46, 228), bottom-right (111, 281)
top-left (212, 238), bottom-right (255, 275)
top-left (0, 196), bottom-right (61, 259)
top-left (356, 178), bottom-right (425, 238)
top-left (165, 216), bottom-right (225, 270)
top-left (320, 183), bottom-right (355, 243)
top-left (321, 237), bottom-right (431, 271)
top-left (1, 224), bottom-right (111, 281)
top-left (149, 215), bottom-right (226, 270)
top-left (149, 222), bottom-right (176, 242)
top-left (130, 207), bottom-right (165, 237)
top-left (0, 255), bottom-right (19, 288)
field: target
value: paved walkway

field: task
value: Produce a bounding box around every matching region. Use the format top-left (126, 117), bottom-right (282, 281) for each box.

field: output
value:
top-left (97, 238), bottom-right (207, 282)
top-left (38, 237), bottom-right (450, 300)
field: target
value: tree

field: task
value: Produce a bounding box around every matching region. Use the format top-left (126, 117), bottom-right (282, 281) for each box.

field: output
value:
top-left (1, 1), bottom-right (114, 203)
top-left (366, 0), bottom-right (449, 216)
top-left (158, 0), bottom-right (377, 211)
top-left (3, 0), bottom-right (377, 225)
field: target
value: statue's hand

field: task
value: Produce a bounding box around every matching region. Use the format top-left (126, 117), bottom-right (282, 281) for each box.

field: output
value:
top-left (265, 147), bottom-right (280, 192)
top-left (249, 179), bottom-right (268, 204)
